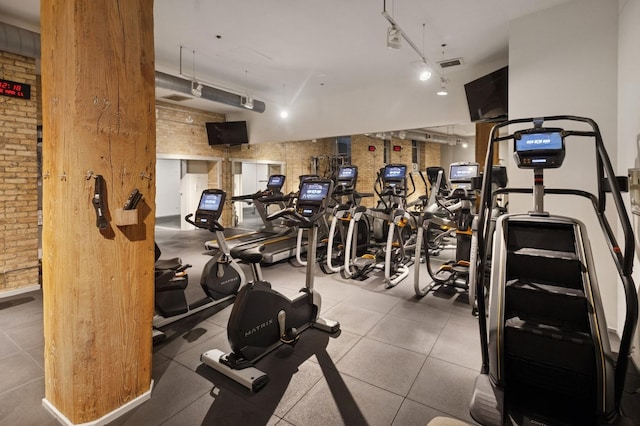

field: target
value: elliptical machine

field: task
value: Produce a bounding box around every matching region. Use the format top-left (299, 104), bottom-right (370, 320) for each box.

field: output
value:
top-left (200, 178), bottom-right (340, 392)
top-left (153, 189), bottom-right (244, 343)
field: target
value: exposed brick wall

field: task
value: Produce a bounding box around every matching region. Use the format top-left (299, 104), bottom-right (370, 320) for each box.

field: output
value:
top-left (0, 52), bottom-right (39, 293)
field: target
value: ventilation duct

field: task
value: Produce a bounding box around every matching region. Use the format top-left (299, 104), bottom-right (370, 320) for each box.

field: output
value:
top-left (0, 22), bottom-right (40, 59)
top-left (0, 22), bottom-right (266, 113)
top-left (155, 71), bottom-right (265, 113)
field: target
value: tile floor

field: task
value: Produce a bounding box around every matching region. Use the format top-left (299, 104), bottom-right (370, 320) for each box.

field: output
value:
top-left (1, 226), bottom-right (639, 426)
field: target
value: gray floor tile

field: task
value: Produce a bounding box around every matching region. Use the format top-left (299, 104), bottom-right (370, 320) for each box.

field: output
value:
top-left (366, 314), bottom-right (442, 355)
top-left (284, 374), bottom-right (403, 426)
top-left (24, 344), bottom-right (45, 370)
top-left (160, 387), bottom-right (274, 426)
top-left (0, 377), bottom-right (58, 425)
top-left (158, 317), bottom-right (226, 359)
top-left (204, 303), bottom-right (235, 328)
top-left (5, 318), bottom-right (44, 350)
top-left (429, 321), bottom-right (482, 372)
top-left (0, 330), bottom-right (21, 359)
top-left (391, 398), bottom-right (452, 426)
top-left (337, 337), bottom-right (426, 396)
top-left (0, 293), bottom-right (43, 330)
top-left (172, 332), bottom-right (231, 372)
top-left (300, 329), bottom-right (361, 366)
top-left (108, 361), bottom-right (213, 425)
top-left (388, 299), bottom-right (452, 328)
top-left (240, 356), bottom-right (325, 419)
top-left (342, 289), bottom-right (401, 314)
top-left (0, 352), bottom-right (43, 395)
top-left (322, 302), bottom-right (384, 336)
top-left (408, 357), bottom-right (477, 423)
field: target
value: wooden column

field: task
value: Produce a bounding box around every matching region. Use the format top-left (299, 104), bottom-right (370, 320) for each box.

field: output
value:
top-left (475, 121), bottom-right (499, 170)
top-left (40, 1), bottom-right (156, 423)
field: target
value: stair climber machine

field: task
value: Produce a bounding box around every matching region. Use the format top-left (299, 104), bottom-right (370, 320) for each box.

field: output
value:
top-left (205, 174), bottom-right (289, 253)
top-left (412, 163), bottom-right (480, 297)
top-left (467, 165), bottom-right (508, 314)
top-left (343, 164), bottom-right (415, 288)
top-left (153, 189), bottom-right (244, 343)
top-left (200, 178), bottom-right (341, 392)
top-left (469, 116), bottom-right (638, 426)
top-left (324, 165), bottom-right (373, 274)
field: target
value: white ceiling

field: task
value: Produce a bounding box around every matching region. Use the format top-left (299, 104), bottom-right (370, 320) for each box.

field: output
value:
top-left (0, 0), bottom-right (570, 138)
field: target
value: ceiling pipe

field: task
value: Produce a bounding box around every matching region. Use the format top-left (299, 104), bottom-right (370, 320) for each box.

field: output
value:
top-left (0, 21), bottom-right (40, 59)
top-left (0, 21), bottom-right (266, 114)
top-left (155, 71), bottom-right (266, 113)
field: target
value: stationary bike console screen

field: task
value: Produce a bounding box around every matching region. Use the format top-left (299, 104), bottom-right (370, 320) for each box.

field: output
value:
top-left (514, 129), bottom-right (565, 169)
top-left (267, 174), bottom-right (286, 191)
top-left (194, 189), bottom-right (225, 227)
top-left (383, 164), bottom-right (407, 182)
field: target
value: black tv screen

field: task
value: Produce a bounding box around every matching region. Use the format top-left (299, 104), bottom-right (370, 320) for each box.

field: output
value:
top-left (205, 121), bottom-right (248, 146)
top-left (464, 66), bottom-right (508, 122)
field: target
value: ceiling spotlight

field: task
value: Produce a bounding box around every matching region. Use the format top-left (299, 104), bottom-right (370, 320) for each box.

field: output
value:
top-left (280, 110), bottom-right (289, 119)
top-left (461, 141), bottom-right (469, 148)
top-left (437, 77), bottom-right (449, 96)
top-left (387, 26), bottom-right (402, 49)
top-left (419, 62), bottom-right (432, 81)
top-left (241, 95), bottom-right (254, 110)
top-left (191, 80), bottom-right (202, 97)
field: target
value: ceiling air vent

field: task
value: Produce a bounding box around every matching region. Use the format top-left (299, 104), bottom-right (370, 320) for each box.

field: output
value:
top-left (162, 94), bottom-right (192, 102)
top-left (438, 57), bottom-right (463, 69)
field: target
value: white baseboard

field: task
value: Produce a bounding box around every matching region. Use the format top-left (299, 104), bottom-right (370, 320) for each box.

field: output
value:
top-left (0, 284), bottom-right (40, 299)
top-left (42, 381), bottom-right (153, 426)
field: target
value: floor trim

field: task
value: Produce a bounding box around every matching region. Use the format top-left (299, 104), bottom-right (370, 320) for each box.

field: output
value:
top-left (42, 381), bottom-right (153, 426)
top-left (0, 284), bottom-right (40, 299)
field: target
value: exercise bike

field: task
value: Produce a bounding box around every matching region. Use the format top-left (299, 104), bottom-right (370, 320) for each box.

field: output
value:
top-left (200, 178), bottom-right (341, 392)
top-left (153, 189), bottom-right (245, 343)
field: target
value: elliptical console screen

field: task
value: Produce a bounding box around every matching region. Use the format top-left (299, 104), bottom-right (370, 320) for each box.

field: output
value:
top-left (267, 174), bottom-right (285, 190)
top-left (449, 163), bottom-right (479, 182)
top-left (198, 191), bottom-right (222, 212)
top-left (514, 130), bottom-right (565, 168)
top-left (338, 166), bottom-right (357, 180)
top-left (299, 182), bottom-right (331, 203)
top-left (383, 165), bottom-right (406, 182)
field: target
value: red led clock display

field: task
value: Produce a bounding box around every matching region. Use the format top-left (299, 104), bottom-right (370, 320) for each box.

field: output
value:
top-left (0, 78), bottom-right (31, 100)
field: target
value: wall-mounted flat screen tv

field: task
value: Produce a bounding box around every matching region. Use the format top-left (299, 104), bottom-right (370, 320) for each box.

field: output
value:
top-left (205, 121), bottom-right (249, 146)
top-left (464, 66), bottom-right (508, 122)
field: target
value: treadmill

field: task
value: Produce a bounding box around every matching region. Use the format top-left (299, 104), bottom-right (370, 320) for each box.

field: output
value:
top-left (205, 174), bottom-right (290, 251)
top-left (226, 175), bottom-right (321, 264)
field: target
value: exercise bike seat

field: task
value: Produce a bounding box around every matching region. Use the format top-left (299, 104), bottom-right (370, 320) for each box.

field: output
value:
top-left (230, 245), bottom-right (265, 264)
top-left (155, 242), bottom-right (184, 271)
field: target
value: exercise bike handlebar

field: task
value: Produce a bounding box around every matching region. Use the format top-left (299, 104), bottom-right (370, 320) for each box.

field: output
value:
top-left (184, 213), bottom-right (224, 233)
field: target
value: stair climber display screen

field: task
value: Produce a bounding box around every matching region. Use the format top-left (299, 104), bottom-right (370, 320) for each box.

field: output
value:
top-left (514, 129), bottom-right (565, 168)
top-left (338, 166), bottom-right (357, 180)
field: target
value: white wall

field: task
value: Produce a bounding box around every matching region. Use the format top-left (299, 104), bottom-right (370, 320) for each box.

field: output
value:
top-left (617, 0), bottom-right (640, 367)
top-left (155, 159), bottom-right (181, 217)
top-left (228, 61), bottom-right (507, 144)
top-left (508, 0), bottom-right (620, 326)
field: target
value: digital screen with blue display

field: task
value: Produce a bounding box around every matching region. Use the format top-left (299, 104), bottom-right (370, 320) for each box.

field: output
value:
top-left (299, 182), bottom-right (330, 201)
top-left (198, 192), bottom-right (222, 212)
top-left (338, 166), bottom-right (356, 179)
top-left (267, 175), bottom-right (285, 189)
top-left (383, 165), bottom-right (406, 181)
top-left (450, 164), bottom-right (479, 181)
top-left (516, 132), bottom-right (563, 152)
